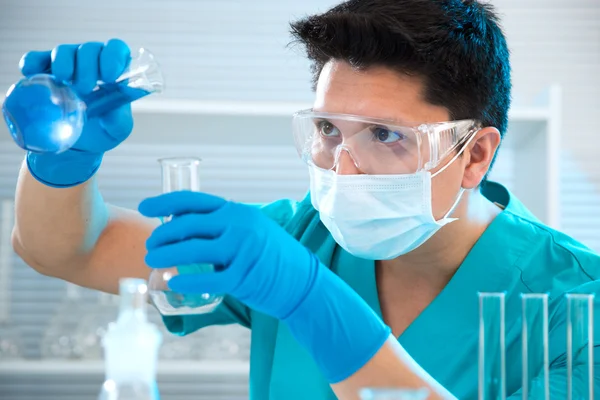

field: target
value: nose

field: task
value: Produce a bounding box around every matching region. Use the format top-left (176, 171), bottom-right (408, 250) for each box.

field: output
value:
top-left (334, 148), bottom-right (362, 175)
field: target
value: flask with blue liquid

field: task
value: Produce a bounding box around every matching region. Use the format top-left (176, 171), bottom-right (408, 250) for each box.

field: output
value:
top-left (2, 48), bottom-right (163, 154)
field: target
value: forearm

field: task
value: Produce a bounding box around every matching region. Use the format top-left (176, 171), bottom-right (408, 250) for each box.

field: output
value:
top-left (12, 159), bottom-right (109, 275)
top-left (331, 336), bottom-right (457, 400)
top-left (282, 258), bottom-right (455, 399)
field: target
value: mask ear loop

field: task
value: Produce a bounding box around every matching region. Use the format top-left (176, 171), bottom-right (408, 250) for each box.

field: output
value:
top-left (431, 127), bottom-right (481, 219)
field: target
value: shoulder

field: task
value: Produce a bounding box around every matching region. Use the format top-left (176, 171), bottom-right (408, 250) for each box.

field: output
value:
top-left (483, 181), bottom-right (600, 296)
top-left (511, 211), bottom-right (600, 294)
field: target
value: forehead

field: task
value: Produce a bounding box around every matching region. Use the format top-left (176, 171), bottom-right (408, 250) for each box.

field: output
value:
top-left (313, 60), bottom-right (450, 125)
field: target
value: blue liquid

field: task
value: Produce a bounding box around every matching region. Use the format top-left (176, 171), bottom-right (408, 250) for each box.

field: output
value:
top-left (2, 75), bottom-right (152, 153)
top-left (82, 83), bottom-right (151, 118)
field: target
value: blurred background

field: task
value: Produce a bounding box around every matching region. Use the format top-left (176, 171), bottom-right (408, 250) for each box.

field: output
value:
top-left (0, 0), bottom-right (598, 399)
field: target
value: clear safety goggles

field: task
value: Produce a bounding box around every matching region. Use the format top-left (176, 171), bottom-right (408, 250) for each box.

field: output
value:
top-left (292, 109), bottom-right (481, 175)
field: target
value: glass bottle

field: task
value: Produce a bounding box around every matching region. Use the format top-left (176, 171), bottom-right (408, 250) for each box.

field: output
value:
top-left (98, 278), bottom-right (162, 400)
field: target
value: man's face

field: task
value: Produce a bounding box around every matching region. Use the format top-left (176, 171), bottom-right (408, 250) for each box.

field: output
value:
top-left (312, 60), bottom-right (469, 219)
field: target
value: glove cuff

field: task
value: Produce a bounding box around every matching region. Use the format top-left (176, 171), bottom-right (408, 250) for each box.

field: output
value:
top-left (27, 150), bottom-right (103, 188)
top-left (283, 255), bottom-right (391, 383)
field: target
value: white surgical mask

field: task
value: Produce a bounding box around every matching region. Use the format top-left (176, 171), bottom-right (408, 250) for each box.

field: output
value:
top-left (309, 165), bottom-right (464, 260)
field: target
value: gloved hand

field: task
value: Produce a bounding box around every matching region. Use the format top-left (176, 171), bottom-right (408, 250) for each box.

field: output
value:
top-left (21, 39), bottom-right (133, 187)
top-left (139, 191), bottom-right (391, 383)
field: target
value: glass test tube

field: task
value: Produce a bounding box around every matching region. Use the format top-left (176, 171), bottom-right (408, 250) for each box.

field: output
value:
top-left (479, 292), bottom-right (506, 400)
top-left (566, 293), bottom-right (595, 400)
top-left (359, 388), bottom-right (430, 400)
top-left (148, 157), bottom-right (224, 316)
top-left (521, 294), bottom-right (549, 400)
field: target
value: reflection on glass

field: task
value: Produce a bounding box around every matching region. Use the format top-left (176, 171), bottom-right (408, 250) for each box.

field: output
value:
top-left (148, 157), bottom-right (223, 316)
top-left (41, 283), bottom-right (85, 359)
top-left (478, 292), bottom-right (506, 400)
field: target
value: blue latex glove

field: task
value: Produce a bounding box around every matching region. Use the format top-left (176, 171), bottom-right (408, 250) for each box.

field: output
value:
top-left (139, 191), bottom-right (391, 383)
top-left (21, 39), bottom-right (133, 187)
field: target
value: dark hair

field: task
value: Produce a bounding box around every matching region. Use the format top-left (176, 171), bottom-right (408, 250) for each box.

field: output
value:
top-left (290, 0), bottom-right (512, 179)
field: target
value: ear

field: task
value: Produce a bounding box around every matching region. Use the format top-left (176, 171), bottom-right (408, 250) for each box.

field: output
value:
top-left (461, 127), bottom-right (501, 189)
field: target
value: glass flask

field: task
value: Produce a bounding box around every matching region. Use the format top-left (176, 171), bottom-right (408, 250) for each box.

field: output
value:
top-left (2, 47), bottom-right (164, 154)
top-left (0, 199), bottom-right (23, 360)
top-left (74, 291), bottom-right (120, 359)
top-left (359, 388), bottom-right (430, 400)
top-left (148, 157), bottom-right (223, 316)
top-left (98, 278), bottom-right (161, 400)
top-left (41, 283), bottom-right (85, 359)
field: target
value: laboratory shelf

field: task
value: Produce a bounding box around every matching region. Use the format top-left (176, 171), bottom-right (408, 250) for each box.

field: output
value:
top-left (0, 360), bottom-right (249, 376)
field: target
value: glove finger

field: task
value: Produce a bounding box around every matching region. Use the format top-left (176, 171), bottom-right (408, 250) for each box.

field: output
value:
top-left (50, 44), bottom-right (78, 82)
top-left (98, 105), bottom-right (133, 144)
top-left (139, 191), bottom-right (227, 218)
top-left (146, 213), bottom-right (226, 250)
top-left (167, 269), bottom-right (234, 295)
top-left (99, 39), bottom-right (131, 83)
top-left (145, 237), bottom-right (232, 269)
top-left (73, 42), bottom-right (104, 95)
top-left (19, 50), bottom-right (52, 76)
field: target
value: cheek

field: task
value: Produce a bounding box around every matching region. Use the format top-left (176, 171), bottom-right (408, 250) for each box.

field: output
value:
top-left (430, 161), bottom-right (465, 219)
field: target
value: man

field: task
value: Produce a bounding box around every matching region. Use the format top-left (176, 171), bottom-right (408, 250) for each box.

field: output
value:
top-left (10, 0), bottom-right (600, 399)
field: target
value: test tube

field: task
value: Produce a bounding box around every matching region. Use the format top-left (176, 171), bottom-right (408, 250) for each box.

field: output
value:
top-left (566, 293), bottom-right (595, 400)
top-left (359, 388), bottom-right (430, 400)
top-left (478, 292), bottom-right (506, 400)
top-left (521, 294), bottom-right (549, 400)
top-left (148, 157), bottom-right (223, 316)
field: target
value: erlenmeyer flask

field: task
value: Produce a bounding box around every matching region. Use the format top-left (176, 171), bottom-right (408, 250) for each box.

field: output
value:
top-left (41, 283), bottom-right (85, 359)
top-left (148, 157), bottom-right (223, 316)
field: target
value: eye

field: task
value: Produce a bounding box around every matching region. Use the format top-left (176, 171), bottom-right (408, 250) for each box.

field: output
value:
top-left (316, 120), bottom-right (340, 137)
top-left (371, 126), bottom-right (405, 143)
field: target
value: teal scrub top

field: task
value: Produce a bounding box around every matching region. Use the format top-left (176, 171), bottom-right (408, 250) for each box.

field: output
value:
top-left (163, 182), bottom-right (600, 399)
